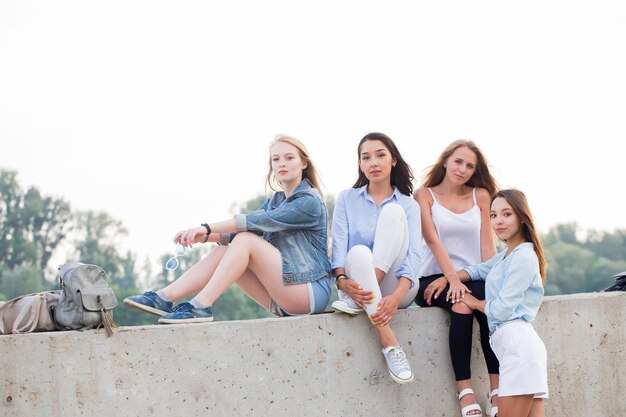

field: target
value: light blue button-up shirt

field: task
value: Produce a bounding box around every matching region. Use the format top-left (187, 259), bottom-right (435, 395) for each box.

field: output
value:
top-left (464, 242), bottom-right (544, 333)
top-left (331, 185), bottom-right (422, 286)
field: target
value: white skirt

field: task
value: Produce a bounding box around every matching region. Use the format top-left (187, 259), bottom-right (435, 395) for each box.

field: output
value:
top-left (489, 320), bottom-right (549, 398)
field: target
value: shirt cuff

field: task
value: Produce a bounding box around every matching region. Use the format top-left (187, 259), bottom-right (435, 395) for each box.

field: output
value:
top-left (219, 233), bottom-right (232, 245)
top-left (234, 214), bottom-right (248, 232)
top-left (463, 266), bottom-right (479, 281)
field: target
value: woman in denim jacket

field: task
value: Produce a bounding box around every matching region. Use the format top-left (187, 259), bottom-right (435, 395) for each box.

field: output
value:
top-left (331, 132), bottom-right (422, 384)
top-left (125, 135), bottom-right (332, 323)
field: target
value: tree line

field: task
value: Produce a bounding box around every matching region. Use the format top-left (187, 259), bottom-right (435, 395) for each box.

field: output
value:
top-left (1, 168), bottom-right (624, 325)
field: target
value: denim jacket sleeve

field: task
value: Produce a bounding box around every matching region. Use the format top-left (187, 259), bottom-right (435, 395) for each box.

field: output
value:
top-left (395, 199), bottom-right (422, 287)
top-left (484, 248), bottom-right (537, 323)
top-left (330, 190), bottom-right (349, 271)
top-left (464, 250), bottom-right (503, 281)
top-left (234, 191), bottom-right (323, 233)
top-left (220, 197), bottom-right (270, 244)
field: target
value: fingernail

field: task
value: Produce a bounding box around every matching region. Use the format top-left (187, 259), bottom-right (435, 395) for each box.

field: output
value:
top-left (358, 286), bottom-right (362, 290)
top-left (377, 306), bottom-right (381, 311)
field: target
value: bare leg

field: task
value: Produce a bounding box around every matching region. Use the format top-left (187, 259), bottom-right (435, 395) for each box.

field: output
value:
top-left (160, 245), bottom-right (228, 301)
top-left (193, 232), bottom-right (310, 313)
top-left (375, 323), bottom-right (400, 347)
top-left (528, 398), bottom-right (544, 417)
top-left (489, 374), bottom-right (500, 415)
top-left (498, 395), bottom-right (534, 417)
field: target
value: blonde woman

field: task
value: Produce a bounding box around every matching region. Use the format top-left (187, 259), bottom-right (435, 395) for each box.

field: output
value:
top-left (125, 135), bottom-right (332, 322)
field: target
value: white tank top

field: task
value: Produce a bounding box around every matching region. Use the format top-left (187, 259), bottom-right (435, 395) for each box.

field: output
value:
top-left (420, 188), bottom-right (482, 276)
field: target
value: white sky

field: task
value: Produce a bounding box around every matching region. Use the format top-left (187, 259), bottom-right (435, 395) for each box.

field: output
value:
top-left (2, 1), bottom-right (625, 266)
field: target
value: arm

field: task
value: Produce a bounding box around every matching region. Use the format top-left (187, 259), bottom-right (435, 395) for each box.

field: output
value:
top-left (414, 188), bottom-right (469, 302)
top-left (331, 192), bottom-right (372, 306)
top-left (483, 250), bottom-right (536, 322)
top-left (236, 192), bottom-right (322, 233)
top-left (476, 187), bottom-right (497, 261)
top-left (414, 188), bottom-right (458, 278)
top-left (175, 198), bottom-right (271, 246)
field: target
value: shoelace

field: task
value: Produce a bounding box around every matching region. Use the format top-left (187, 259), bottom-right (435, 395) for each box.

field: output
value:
top-left (391, 349), bottom-right (410, 371)
top-left (173, 302), bottom-right (194, 312)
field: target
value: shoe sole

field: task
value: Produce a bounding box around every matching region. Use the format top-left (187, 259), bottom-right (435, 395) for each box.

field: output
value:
top-left (123, 298), bottom-right (171, 317)
top-left (388, 370), bottom-right (414, 384)
top-left (331, 301), bottom-right (364, 315)
top-left (158, 316), bottom-right (214, 324)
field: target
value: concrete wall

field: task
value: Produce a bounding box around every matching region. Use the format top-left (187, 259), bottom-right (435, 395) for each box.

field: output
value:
top-left (1, 292), bottom-right (624, 417)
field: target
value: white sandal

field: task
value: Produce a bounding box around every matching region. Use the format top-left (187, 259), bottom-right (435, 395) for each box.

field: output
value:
top-left (458, 388), bottom-right (483, 417)
top-left (486, 388), bottom-right (499, 416)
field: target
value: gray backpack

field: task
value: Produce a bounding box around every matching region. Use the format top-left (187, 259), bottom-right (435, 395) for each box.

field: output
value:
top-left (55, 262), bottom-right (119, 336)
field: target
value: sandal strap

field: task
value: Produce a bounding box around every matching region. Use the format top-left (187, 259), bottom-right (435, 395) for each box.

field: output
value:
top-left (458, 388), bottom-right (476, 400)
top-left (461, 403), bottom-right (482, 416)
top-left (489, 388), bottom-right (499, 398)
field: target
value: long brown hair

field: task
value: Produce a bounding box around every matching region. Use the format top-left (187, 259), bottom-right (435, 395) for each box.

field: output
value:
top-left (491, 189), bottom-right (547, 284)
top-left (422, 139), bottom-right (498, 195)
top-left (352, 132), bottom-right (414, 196)
top-left (266, 134), bottom-right (323, 196)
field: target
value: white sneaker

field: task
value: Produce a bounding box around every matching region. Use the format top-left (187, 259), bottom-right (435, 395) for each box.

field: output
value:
top-left (382, 345), bottom-right (414, 384)
top-left (331, 290), bottom-right (364, 315)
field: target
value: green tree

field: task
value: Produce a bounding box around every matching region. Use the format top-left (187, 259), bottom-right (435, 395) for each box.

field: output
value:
top-left (0, 265), bottom-right (51, 300)
top-left (0, 169), bottom-right (72, 283)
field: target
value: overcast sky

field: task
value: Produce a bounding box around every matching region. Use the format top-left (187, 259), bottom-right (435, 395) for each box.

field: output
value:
top-left (2, 1), bottom-right (625, 266)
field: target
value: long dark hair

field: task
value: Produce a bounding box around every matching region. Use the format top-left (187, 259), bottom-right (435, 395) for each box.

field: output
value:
top-left (351, 132), bottom-right (414, 196)
top-left (422, 139), bottom-right (499, 195)
top-left (491, 189), bottom-right (546, 284)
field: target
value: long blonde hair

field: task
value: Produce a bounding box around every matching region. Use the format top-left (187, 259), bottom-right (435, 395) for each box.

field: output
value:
top-left (266, 134), bottom-right (323, 195)
top-left (492, 189), bottom-right (547, 284)
top-left (423, 139), bottom-right (499, 195)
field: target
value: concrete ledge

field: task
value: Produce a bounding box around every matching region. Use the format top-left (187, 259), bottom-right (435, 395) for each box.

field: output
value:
top-left (1, 292), bottom-right (625, 417)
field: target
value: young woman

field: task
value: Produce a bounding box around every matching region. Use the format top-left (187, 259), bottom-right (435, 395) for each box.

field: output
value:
top-left (415, 140), bottom-right (500, 417)
top-left (124, 135), bottom-right (332, 322)
top-left (457, 189), bottom-right (548, 417)
top-left (331, 132), bottom-right (422, 384)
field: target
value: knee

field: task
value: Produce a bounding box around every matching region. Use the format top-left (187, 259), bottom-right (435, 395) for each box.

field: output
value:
top-left (231, 231), bottom-right (261, 246)
top-left (346, 245), bottom-right (372, 264)
top-left (451, 302), bottom-right (473, 314)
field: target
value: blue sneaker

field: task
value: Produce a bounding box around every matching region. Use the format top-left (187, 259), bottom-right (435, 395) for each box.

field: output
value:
top-left (123, 291), bottom-right (174, 316)
top-left (158, 302), bottom-right (214, 324)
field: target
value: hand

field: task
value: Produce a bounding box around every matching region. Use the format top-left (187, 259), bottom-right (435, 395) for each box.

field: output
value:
top-left (460, 293), bottom-right (479, 310)
top-left (370, 295), bottom-right (400, 326)
top-left (446, 278), bottom-right (472, 304)
top-left (338, 278), bottom-right (375, 308)
top-left (423, 277), bottom-right (447, 306)
top-left (174, 226), bottom-right (205, 247)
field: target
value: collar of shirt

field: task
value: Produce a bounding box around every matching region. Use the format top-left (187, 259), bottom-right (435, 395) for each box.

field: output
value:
top-left (357, 185), bottom-right (401, 205)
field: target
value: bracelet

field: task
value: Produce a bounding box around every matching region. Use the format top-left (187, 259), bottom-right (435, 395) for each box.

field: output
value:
top-left (202, 234), bottom-right (210, 243)
top-left (201, 223), bottom-right (212, 235)
top-left (335, 274), bottom-right (347, 282)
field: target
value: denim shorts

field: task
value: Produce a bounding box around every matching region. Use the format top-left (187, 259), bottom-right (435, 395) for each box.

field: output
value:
top-left (307, 276), bottom-right (332, 314)
top-left (277, 276), bottom-right (331, 316)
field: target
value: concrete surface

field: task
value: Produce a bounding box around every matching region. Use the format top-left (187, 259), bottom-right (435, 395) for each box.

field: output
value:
top-left (1, 292), bottom-right (625, 417)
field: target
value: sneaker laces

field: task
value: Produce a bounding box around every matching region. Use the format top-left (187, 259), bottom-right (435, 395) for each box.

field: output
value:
top-left (338, 290), bottom-right (360, 308)
top-left (172, 302), bottom-right (194, 312)
top-left (391, 348), bottom-right (410, 371)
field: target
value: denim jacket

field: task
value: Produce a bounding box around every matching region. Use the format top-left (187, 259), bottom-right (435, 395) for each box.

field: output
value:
top-left (221, 179), bottom-right (331, 285)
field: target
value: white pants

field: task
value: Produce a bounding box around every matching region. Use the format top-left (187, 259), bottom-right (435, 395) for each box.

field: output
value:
top-left (344, 203), bottom-right (418, 316)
